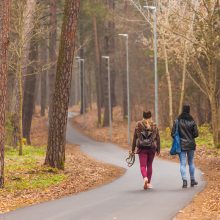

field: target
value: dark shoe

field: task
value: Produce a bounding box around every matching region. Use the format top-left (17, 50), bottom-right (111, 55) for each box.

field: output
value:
top-left (182, 180), bottom-right (187, 188)
top-left (191, 179), bottom-right (198, 187)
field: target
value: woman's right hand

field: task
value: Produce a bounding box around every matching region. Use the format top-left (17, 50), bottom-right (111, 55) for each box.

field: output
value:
top-left (129, 150), bottom-right (135, 155)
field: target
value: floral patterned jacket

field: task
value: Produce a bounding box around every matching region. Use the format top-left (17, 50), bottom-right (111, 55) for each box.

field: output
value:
top-left (132, 120), bottom-right (160, 154)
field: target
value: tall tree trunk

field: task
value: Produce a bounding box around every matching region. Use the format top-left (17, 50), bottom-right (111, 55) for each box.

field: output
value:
top-left (92, 16), bottom-right (102, 126)
top-left (11, 80), bottom-right (20, 147)
top-left (210, 94), bottom-right (220, 147)
top-left (178, 43), bottom-right (187, 114)
top-left (12, 0), bottom-right (37, 155)
top-left (162, 37), bottom-right (173, 128)
top-left (0, 0), bottom-right (10, 188)
top-left (103, 0), bottom-right (115, 127)
top-left (122, 1), bottom-right (128, 119)
top-left (22, 30), bottom-right (38, 145)
top-left (109, 0), bottom-right (116, 108)
top-left (6, 69), bottom-right (15, 112)
top-left (45, 0), bottom-right (80, 169)
top-left (48, 0), bottom-right (57, 118)
top-left (22, 0), bottom-right (37, 77)
top-left (17, 60), bottom-right (23, 155)
top-left (87, 65), bottom-right (92, 110)
top-left (40, 39), bottom-right (47, 116)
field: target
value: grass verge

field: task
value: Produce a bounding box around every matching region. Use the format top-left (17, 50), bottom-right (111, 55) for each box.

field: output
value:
top-left (0, 113), bottom-right (125, 213)
top-left (4, 145), bottom-right (66, 192)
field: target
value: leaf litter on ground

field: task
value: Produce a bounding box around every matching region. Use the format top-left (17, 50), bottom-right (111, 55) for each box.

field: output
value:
top-left (0, 109), bottom-right (124, 213)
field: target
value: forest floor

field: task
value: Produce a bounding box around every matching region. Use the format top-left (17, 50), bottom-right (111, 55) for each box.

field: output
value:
top-left (71, 106), bottom-right (220, 220)
top-left (0, 109), bottom-right (124, 213)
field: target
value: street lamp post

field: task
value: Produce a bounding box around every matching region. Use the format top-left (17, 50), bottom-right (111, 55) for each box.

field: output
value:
top-left (144, 6), bottom-right (159, 125)
top-left (102, 56), bottom-right (112, 141)
top-left (81, 59), bottom-right (85, 125)
top-left (76, 57), bottom-right (85, 123)
top-left (75, 57), bottom-right (81, 105)
top-left (119, 33), bottom-right (131, 145)
top-left (75, 64), bottom-right (78, 105)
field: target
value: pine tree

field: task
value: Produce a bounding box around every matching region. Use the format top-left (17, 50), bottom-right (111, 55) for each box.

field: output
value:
top-left (45, 0), bottom-right (80, 169)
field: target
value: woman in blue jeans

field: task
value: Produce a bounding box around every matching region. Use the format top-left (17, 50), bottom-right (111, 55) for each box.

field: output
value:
top-left (171, 105), bottom-right (199, 188)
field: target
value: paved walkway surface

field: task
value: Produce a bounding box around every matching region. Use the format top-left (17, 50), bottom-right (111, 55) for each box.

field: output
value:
top-left (2, 115), bottom-right (205, 220)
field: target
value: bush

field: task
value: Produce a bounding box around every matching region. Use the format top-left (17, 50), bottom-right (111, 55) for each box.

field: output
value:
top-left (197, 124), bottom-right (214, 148)
top-left (160, 124), bottom-right (214, 149)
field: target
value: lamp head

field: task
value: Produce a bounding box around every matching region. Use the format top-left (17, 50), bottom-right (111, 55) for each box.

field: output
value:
top-left (143, 6), bottom-right (156, 10)
top-left (118, 33), bottom-right (128, 37)
top-left (102, 56), bottom-right (109, 59)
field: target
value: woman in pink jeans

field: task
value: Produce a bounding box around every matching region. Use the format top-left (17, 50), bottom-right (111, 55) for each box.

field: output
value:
top-left (131, 110), bottom-right (160, 189)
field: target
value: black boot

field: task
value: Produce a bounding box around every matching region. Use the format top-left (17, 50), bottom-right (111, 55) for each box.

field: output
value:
top-left (191, 179), bottom-right (198, 187)
top-left (182, 180), bottom-right (187, 188)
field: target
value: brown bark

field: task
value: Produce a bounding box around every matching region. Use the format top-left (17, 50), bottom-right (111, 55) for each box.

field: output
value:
top-left (40, 39), bottom-right (47, 116)
top-left (88, 64), bottom-right (92, 110)
top-left (210, 93), bottom-right (220, 146)
top-left (103, 0), bottom-right (115, 127)
top-left (6, 69), bottom-right (15, 112)
top-left (0, 0), bottom-right (11, 188)
top-left (93, 16), bottom-right (102, 126)
top-left (162, 36), bottom-right (173, 128)
top-left (45, 0), bottom-right (80, 169)
top-left (122, 1), bottom-right (128, 120)
top-left (22, 30), bottom-right (38, 145)
top-left (108, 0), bottom-right (116, 108)
top-left (22, 0), bottom-right (37, 78)
top-left (48, 0), bottom-right (57, 118)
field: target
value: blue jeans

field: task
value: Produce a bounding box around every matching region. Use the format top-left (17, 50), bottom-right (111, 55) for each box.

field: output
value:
top-left (179, 150), bottom-right (195, 181)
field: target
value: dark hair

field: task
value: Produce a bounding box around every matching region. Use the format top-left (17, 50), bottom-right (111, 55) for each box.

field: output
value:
top-left (182, 105), bottom-right (190, 114)
top-left (143, 111), bottom-right (152, 119)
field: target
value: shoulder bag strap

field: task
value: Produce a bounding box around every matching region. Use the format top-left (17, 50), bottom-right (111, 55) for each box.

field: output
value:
top-left (175, 120), bottom-right (179, 135)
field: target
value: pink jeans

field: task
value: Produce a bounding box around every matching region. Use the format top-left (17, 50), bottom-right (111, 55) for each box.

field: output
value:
top-left (138, 151), bottom-right (155, 182)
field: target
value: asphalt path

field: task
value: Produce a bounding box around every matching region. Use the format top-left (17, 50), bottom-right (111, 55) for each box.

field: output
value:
top-left (2, 115), bottom-right (205, 220)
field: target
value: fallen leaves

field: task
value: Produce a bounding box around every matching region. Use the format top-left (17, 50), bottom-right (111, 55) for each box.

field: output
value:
top-left (72, 106), bottom-right (220, 220)
top-left (0, 113), bottom-right (125, 213)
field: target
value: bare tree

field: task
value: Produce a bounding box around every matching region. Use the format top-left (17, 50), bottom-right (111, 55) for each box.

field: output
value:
top-left (188, 0), bottom-right (220, 146)
top-left (9, 0), bottom-right (37, 155)
top-left (22, 28), bottom-right (38, 145)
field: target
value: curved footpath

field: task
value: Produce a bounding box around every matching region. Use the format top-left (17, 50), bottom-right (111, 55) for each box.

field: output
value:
top-left (2, 116), bottom-right (205, 220)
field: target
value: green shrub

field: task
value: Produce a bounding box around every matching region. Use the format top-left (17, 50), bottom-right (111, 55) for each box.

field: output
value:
top-left (197, 124), bottom-right (214, 148)
top-left (160, 124), bottom-right (214, 149)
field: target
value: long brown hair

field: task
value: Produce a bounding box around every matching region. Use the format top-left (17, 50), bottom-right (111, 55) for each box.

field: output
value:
top-left (143, 118), bottom-right (154, 129)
